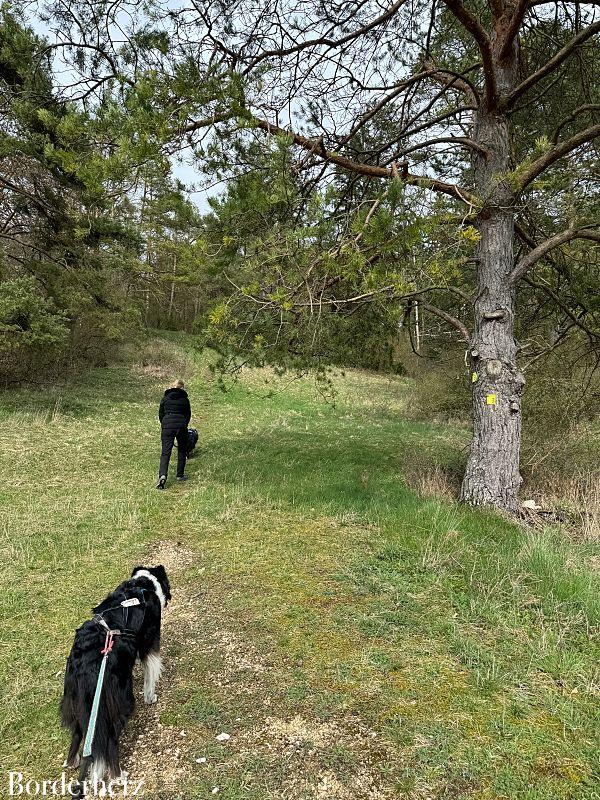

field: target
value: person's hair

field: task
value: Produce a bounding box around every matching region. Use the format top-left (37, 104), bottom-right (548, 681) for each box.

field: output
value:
top-left (171, 379), bottom-right (185, 389)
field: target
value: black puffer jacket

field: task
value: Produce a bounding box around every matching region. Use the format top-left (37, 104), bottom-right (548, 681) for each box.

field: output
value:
top-left (159, 388), bottom-right (191, 429)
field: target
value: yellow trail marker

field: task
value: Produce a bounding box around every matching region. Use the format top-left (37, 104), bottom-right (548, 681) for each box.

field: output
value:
top-left (486, 393), bottom-right (497, 405)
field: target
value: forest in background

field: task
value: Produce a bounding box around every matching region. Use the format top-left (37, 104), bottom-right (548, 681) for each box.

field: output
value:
top-left (0, 1), bottom-right (599, 512)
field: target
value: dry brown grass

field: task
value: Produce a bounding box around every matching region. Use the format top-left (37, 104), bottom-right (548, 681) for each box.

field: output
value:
top-left (403, 464), bottom-right (460, 502)
top-left (533, 471), bottom-right (600, 541)
top-left (130, 337), bottom-right (193, 381)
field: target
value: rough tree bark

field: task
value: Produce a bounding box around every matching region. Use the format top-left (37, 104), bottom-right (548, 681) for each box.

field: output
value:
top-left (460, 27), bottom-right (524, 511)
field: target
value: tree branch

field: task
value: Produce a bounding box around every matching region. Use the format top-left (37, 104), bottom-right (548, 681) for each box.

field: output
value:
top-left (337, 67), bottom-right (478, 149)
top-left (522, 276), bottom-right (598, 340)
top-left (552, 104), bottom-right (600, 143)
top-left (422, 59), bottom-right (480, 106)
top-left (39, 42), bottom-right (135, 87)
top-left (506, 21), bottom-right (600, 108)
top-left (516, 124), bottom-right (600, 189)
top-left (509, 225), bottom-right (600, 284)
top-left (0, 175), bottom-right (53, 215)
top-left (338, 71), bottom-right (441, 146)
top-left (181, 111), bottom-right (235, 132)
top-left (498, 0), bottom-right (529, 61)
top-left (440, 0), bottom-right (497, 106)
top-left (183, 114), bottom-right (479, 206)
top-left (393, 135), bottom-right (490, 158)
top-left (241, 0), bottom-right (408, 74)
top-left (268, 291), bottom-right (470, 342)
top-left (420, 301), bottom-right (471, 342)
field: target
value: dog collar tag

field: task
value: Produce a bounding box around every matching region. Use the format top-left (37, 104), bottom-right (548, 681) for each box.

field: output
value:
top-left (121, 598), bottom-right (141, 607)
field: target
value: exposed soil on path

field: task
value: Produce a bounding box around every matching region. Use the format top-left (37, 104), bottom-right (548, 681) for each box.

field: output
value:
top-left (111, 539), bottom-right (399, 799)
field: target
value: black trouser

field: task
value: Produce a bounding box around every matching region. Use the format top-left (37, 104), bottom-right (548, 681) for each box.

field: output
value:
top-left (159, 421), bottom-right (187, 479)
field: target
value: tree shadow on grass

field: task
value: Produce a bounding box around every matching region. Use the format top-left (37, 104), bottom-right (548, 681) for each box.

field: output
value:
top-left (198, 425), bottom-right (507, 544)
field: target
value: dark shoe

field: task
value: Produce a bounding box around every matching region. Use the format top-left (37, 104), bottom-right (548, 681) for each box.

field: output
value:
top-left (156, 475), bottom-right (166, 490)
top-left (176, 475), bottom-right (189, 482)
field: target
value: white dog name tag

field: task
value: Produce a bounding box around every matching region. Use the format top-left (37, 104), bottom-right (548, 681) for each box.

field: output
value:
top-left (121, 598), bottom-right (141, 607)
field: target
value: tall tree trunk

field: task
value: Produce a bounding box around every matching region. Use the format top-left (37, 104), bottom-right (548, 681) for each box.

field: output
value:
top-left (461, 50), bottom-right (525, 512)
top-left (168, 253), bottom-right (176, 319)
top-left (414, 300), bottom-right (421, 354)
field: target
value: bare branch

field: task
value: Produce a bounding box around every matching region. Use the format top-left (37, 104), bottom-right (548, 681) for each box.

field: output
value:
top-left (393, 135), bottom-right (490, 158)
top-left (241, 0), bottom-right (408, 74)
top-left (506, 21), bottom-right (600, 108)
top-left (0, 175), bottom-right (53, 215)
top-left (337, 66), bottom-right (478, 150)
top-left (183, 114), bottom-right (479, 205)
top-left (39, 42), bottom-right (135, 87)
top-left (523, 276), bottom-right (599, 340)
top-left (552, 104), bottom-right (600, 143)
top-left (422, 59), bottom-right (480, 106)
top-left (509, 225), bottom-right (600, 283)
top-left (516, 124), bottom-right (600, 189)
top-left (440, 0), bottom-right (497, 106)
top-left (420, 301), bottom-right (471, 342)
top-left (338, 71), bottom-right (441, 146)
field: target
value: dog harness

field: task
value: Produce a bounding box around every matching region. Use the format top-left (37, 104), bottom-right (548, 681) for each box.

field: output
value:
top-left (82, 599), bottom-right (143, 759)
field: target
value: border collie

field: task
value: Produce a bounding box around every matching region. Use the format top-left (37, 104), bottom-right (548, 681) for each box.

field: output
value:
top-left (60, 566), bottom-right (171, 796)
top-left (175, 428), bottom-right (199, 457)
top-left (187, 428), bottom-right (199, 456)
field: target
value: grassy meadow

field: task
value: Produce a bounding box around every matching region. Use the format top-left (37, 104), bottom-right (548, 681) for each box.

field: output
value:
top-left (0, 335), bottom-right (598, 799)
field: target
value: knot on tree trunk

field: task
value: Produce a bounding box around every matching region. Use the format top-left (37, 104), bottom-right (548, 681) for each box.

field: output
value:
top-left (482, 308), bottom-right (507, 321)
top-left (486, 359), bottom-right (503, 378)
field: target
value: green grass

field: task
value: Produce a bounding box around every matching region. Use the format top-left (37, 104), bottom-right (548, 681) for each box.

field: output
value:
top-left (0, 336), bottom-right (598, 799)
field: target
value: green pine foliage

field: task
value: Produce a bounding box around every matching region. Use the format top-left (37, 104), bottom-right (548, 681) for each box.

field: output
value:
top-left (0, 9), bottom-right (143, 382)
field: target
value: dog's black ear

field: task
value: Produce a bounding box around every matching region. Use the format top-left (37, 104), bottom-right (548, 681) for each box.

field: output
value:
top-left (150, 565), bottom-right (172, 602)
top-left (151, 564), bottom-right (167, 580)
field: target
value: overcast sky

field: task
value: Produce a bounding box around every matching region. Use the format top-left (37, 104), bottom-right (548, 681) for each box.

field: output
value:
top-left (27, 10), bottom-right (219, 213)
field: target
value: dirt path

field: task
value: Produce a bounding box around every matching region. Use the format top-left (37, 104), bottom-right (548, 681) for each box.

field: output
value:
top-left (113, 539), bottom-right (399, 799)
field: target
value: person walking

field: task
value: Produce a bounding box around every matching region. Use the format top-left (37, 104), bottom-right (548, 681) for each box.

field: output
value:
top-left (157, 379), bottom-right (191, 489)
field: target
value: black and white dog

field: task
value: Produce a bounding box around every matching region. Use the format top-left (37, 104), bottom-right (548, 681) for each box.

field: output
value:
top-left (60, 566), bottom-right (171, 795)
top-left (186, 428), bottom-right (199, 457)
top-left (175, 428), bottom-right (199, 457)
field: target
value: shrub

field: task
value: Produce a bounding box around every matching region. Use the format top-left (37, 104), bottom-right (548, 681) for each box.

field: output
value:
top-left (130, 335), bottom-right (193, 380)
top-left (408, 360), bottom-right (471, 423)
top-left (67, 303), bottom-right (142, 370)
top-left (0, 278), bottom-right (143, 385)
top-left (0, 277), bottom-right (70, 384)
top-left (520, 356), bottom-right (599, 500)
